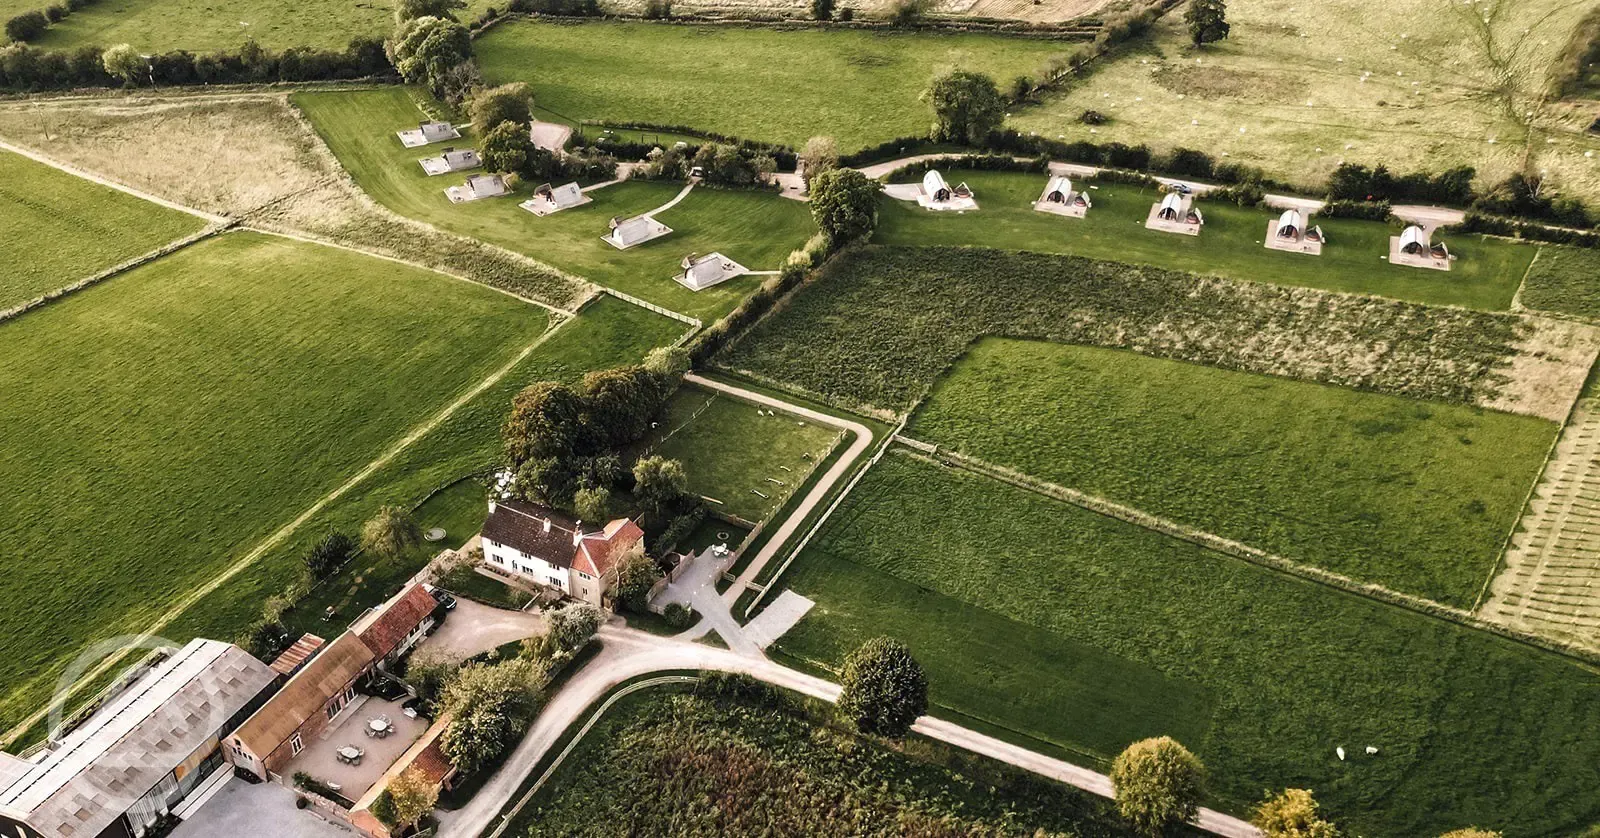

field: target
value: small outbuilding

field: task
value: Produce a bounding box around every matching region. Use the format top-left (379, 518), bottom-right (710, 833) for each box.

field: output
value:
top-left (520, 181), bottom-right (591, 216)
top-left (1265, 207), bottom-right (1324, 255)
top-left (603, 214), bottom-right (673, 249)
top-left (675, 252), bottom-right (749, 291)
top-left (397, 120), bottom-right (461, 148)
top-left (914, 169), bottom-right (978, 211)
top-left (445, 173), bottom-right (509, 203)
top-left (1034, 175), bottom-right (1091, 218)
top-left (420, 147), bottom-right (482, 176)
top-left (1390, 224), bottom-right (1453, 270)
top-left (1147, 191), bottom-right (1204, 235)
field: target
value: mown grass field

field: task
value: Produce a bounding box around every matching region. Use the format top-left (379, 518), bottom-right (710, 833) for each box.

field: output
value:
top-left (17, 0), bottom-right (494, 51)
top-left (508, 685), bottom-right (1142, 837)
top-left (909, 338), bottom-right (1555, 607)
top-left (158, 295), bottom-right (685, 673)
top-left (294, 87), bottom-right (814, 321)
top-left (475, 19), bottom-right (1073, 150)
top-left (0, 150), bottom-right (204, 312)
top-left (1011, 0), bottom-right (1600, 201)
top-left (718, 246), bottom-right (1531, 414)
top-left (877, 169), bottom-right (1537, 310)
top-left (0, 231), bottom-right (548, 730)
top-left (1519, 246), bottom-right (1600, 321)
top-left (774, 452), bottom-right (1600, 835)
top-left (640, 386), bottom-right (839, 523)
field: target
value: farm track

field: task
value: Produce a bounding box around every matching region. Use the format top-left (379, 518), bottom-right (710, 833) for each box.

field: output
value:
top-left (0, 317), bottom-right (569, 748)
top-left (1482, 399), bottom-right (1600, 652)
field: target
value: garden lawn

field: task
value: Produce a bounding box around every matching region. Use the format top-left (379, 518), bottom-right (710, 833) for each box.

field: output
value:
top-left (0, 150), bottom-right (204, 312)
top-left (1009, 0), bottom-right (1600, 204)
top-left (506, 685), bottom-right (1141, 837)
top-left (0, 231), bottom-right (548, 731)
top-left (640, 385), bottom-right (840, 523)
top-left (909, 338), bottom-right (1555, 606)
top-left (877, 169), bottom-right (1536, 310)
top-left (22, 0), bottom-right (495, 51)
top-left (1519, 245), bottom-right (1600, 320)
top-left (718, 246), bottom-right (1530, 415)
top-left (774, 452), bottom-right (1600, 835)
top-left (159, 296), bottom-right (684, 675)
top-left (293, 87), bottom-right (814, 321)
top-left (475, 19), bottom-right (1073, 150)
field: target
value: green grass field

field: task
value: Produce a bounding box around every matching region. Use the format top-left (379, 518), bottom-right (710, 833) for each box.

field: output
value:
top-left (508, 685), bottom-right (1141, 837)
top-left (1519, 245), bottom-right (1600, 320)
top-left (0, 231), bottom-right (548, 729)
top-left (475, 20), bottom-right (1073, 150)
top-left (909, 338), bottom-right (1555, 607)
top-left (640, 386), bottom-right (840, 523)
top-left (17, 0), bottom-right (493, 52)
top-left (877, 169), bottom-right (1538, 310)
top-left (1011, 0), bottom-right (1600, 202)
top-left (774, 452), bottom-right (1600, 835)
top-left (294, 87), bottom-right (814, 321)
top-left (0, 150), bottom-right (205, 313)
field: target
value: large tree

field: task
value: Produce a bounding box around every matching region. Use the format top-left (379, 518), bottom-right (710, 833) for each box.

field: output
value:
top-left (1109, 737), bottom-right (1206, 836)
top-left (502, 381), bottom-right (584, 468)
top-left (524, 601), bottom-right (600, 662)
top-left (101, 44), bottom-right (145, 85)
top-left (580, 366), bottom-right (668, 450)
top-left (381, 767), bottom-right (440, 830)
top-left (809, 168), bottom-right (880, 243)
top-left (923, 70), bottom-right (1005, 145)
top-left (612, 540), bottom-right (660, 613)
top-left (361, 505), bottom-right (421, 558)
top-left (386, 15), bottom-right (472, 97)
top-left (470, 81), bottom-right (535, 131)
top-left (303, 531), bottom-right (356, 581)
top-left (480, 119), bottom-right (534, 175)
top-left (440, 659), bottom-right (547, 775)
top-left (1184, 0), bottom-right (1229, 47)
top-left (632, 455), bottom-right (688, 515)
top-left (1253, 789), bottom-right (1341, 838)
top-left (799, 135), bottom-right (839, 187)
top-left (836, 637), bottom-right (927, 737)
top-left (395, 0), bottom-right (465, 21)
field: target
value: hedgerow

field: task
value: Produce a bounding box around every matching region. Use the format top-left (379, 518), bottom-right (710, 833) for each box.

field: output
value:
top-left (718, 246), bottom-right (1531, 414)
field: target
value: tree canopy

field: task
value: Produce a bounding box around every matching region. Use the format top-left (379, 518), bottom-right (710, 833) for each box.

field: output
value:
top-left (1253, 788), bottom-right (1341, 838)
top-left (470, 81), bottom-right (535, 132)
top-left (1184, 0), bottom-right (1230, 47)
top-left (480, 119), bottom-right (534, 174)
top-left (836, 636), bottom-right (928, 737)
top-left (613, 540), bottom-right (661, 613)
top-left (924, 70), bottom-right (1005, 145)
top-left (632, 455), bottom-right (688, 515)
top-left (395, 0), bottom-right (466, 21)
top-left (1109, 736), bottom-right (1206, 836)
top-left (361, 505), bottom-right (421, 558)
top-left (809, 168), bottom-right (881, 243)
top-left (799, 135), bottom-right (839, 187)
top-left (380, 767), bottom-right (439, 829)
top-left (386, 15), bottom-right (472, 98)
top-left (440, 659), bottom-right (548, 775)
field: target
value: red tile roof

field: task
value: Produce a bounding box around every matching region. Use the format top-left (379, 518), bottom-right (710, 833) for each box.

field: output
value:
top-left (355, 583), bottom-right (437, 661)
top-left (574, 519), bottom-right (645, 577)
top-left (268, 634), bottom-right (325, 677)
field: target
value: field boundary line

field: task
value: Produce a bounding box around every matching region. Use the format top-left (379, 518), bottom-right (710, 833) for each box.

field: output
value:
top-left (0, 224), bottom-right (228, 326)
top-left (0, 320), bottom-right (571, 748)
top-left (1507, 247), bottom-right (1541, 313)
top-left (901, 441), bottom-right (1600, 670)
top-left (239, 224), bottom-right (578, 318)
top-left (0, 136), bottom-right (228, 223)
top-left (1471, 395), bottom-right (1572, 614)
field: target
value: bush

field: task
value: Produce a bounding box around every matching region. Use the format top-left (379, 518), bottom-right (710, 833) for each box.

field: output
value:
top-left (508, 0), bottom-right (601, 14)
top-left (1110, 737), bottom-right (1206, 836)
top-left (469, 81), bottom-right (534, 132)
top-left (43, 5), bottom-right (66, 23)
top-left (1162, 147), bottom-right (1214, 178)
top-left (5, 11), bottom-right (48, 42)
top-left (1078, 108), bottom-right (1107, 125)
top-left (1320, 199), bottom-right (1392, 221)
top-left (837, 5), bottom-right (853, 19)
top-left (888, 0), bottom-right (926, 25)
top-left (652, 501), bottom-right (707, 553)
top-left (663, 602), bottom-right (694, 629)
top-left (642, 0), bottom-right (671, 18)
top-left (810, 0), bottom-right (834, 20)
top-left (836, 636), bottom-right (928, 737)
top-left (924, 70), bottom-right (1005, 146)
top-left (303, 531), bottom-right (356, 581)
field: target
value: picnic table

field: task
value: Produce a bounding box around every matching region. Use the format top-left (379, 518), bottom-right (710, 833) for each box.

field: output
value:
top-left (336, 746), bottom-right (363, 765)
top-left (367, 716), bottom-right (392, 738)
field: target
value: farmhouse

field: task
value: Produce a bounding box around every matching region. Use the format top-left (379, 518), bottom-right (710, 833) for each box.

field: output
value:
top-left (0, 639), bottom-right (276, 838)
top-left (675, 252), bottom-right (749, 291)
top-left (1391, 225), bottom-right (1452, 271)
top-left (419, 147), bottom-right (481, 176)
top-left (445, 173), bottom-right (509, 204)
top-left (915, 170), bottom-right (978, 211)
top-left (1033, 175), bottom-right (1091, 217)
top-left (603, 215), bottom-right (673, 249)
top-left (520, 181), bottom-right (591, 216)
top-left (1265, 208), bottom-right (1324, 255)
top-left (1146, 192), bottom-right (1204, 235)
top-left (480, 497), bottom-right (645, 607)
top-left (396, 121), bottom-right (461, 148)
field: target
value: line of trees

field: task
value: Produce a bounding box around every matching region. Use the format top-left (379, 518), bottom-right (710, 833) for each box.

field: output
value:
top-left (0, 35), bottom-right (390, 91)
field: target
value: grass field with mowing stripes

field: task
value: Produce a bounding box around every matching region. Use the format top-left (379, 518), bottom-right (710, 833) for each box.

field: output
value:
top-left (475, 20), bottom-right (1074, 151)
top-left (908, 338), bottom-right (1556, 607)
top-left (774, 452), bottom-right (1600, 835)
top-left (876, 168), bottom-right (1538, 311)
top-left (0, 149), bottom-right (205, 313)
top-left (0, 231), bottom-right (547, 730)
top-left (294, 87), bottom-right (814, 321)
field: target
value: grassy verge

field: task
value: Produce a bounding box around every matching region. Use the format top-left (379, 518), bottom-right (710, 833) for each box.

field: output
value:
top-left (0, 231), bottom-right (546, 730)
top-left (1518, 245), bottom-right (1600, 320)
top-left (0, 149), bottom-right (205, 312)
top-left (292, 86), bottom-right (815, 321)
top-left (773, 451), bottom-right (1600, 834)
top-left (876, 168), bottom-right (1537, 310)
top-left (908, 337), bottom-right (1556, 607)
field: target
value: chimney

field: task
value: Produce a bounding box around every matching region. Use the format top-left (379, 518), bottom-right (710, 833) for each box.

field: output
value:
top-left (543, 518), bottom-right (552, 533)
top-left (487, 499), bottom-right (497, 515)
top-left (572, 521), bottom-right (583, 547)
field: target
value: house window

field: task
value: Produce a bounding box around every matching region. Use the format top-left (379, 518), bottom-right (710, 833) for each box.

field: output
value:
top-left (577, 571), bottom-right (591, 580)
top-left (290, 733), bottom-right (303, 756)
top-left (548, 576), bottom-right (565, 589)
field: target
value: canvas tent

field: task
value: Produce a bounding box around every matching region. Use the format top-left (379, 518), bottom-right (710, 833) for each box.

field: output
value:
top-left (1157, 191), bottom-right (1186, 220)
top-left (1276, 209), bottom-right (1302, 238)
top-left (1044, 175), bottom-right (1072, 203)
top-left (603, 215), bottom-right (672, 249)
top-left (923, 170), bottom-right (953, 202)
top-left (1399, 225), bottom-right (1429, 254)
top-left (675, 252), bottom-right (747, 291)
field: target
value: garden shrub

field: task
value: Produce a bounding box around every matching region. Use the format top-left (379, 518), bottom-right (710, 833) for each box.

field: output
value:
top-left (4, 11), bottom-right (47, 42)
top-left (663, 602), bottom-right (694, 629)
top-left (1320, 199), bottom-right (1393, 221)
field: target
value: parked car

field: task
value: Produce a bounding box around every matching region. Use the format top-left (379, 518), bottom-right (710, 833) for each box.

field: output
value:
top-left (424, 584), bottom-right (457, 611)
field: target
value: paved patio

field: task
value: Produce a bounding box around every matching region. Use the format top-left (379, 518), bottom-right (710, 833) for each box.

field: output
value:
top-left (171, 779), bottom-right (355, 838)
top-left (284, 697), bottom-right (428, 801)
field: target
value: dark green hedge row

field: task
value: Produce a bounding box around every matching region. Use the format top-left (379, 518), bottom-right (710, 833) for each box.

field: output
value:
top-left (0, 36), bottom-right (392, 91)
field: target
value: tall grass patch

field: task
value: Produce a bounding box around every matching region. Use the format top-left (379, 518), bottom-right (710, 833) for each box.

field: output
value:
top-left (1519, 245), bottom-right (1600, 320)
